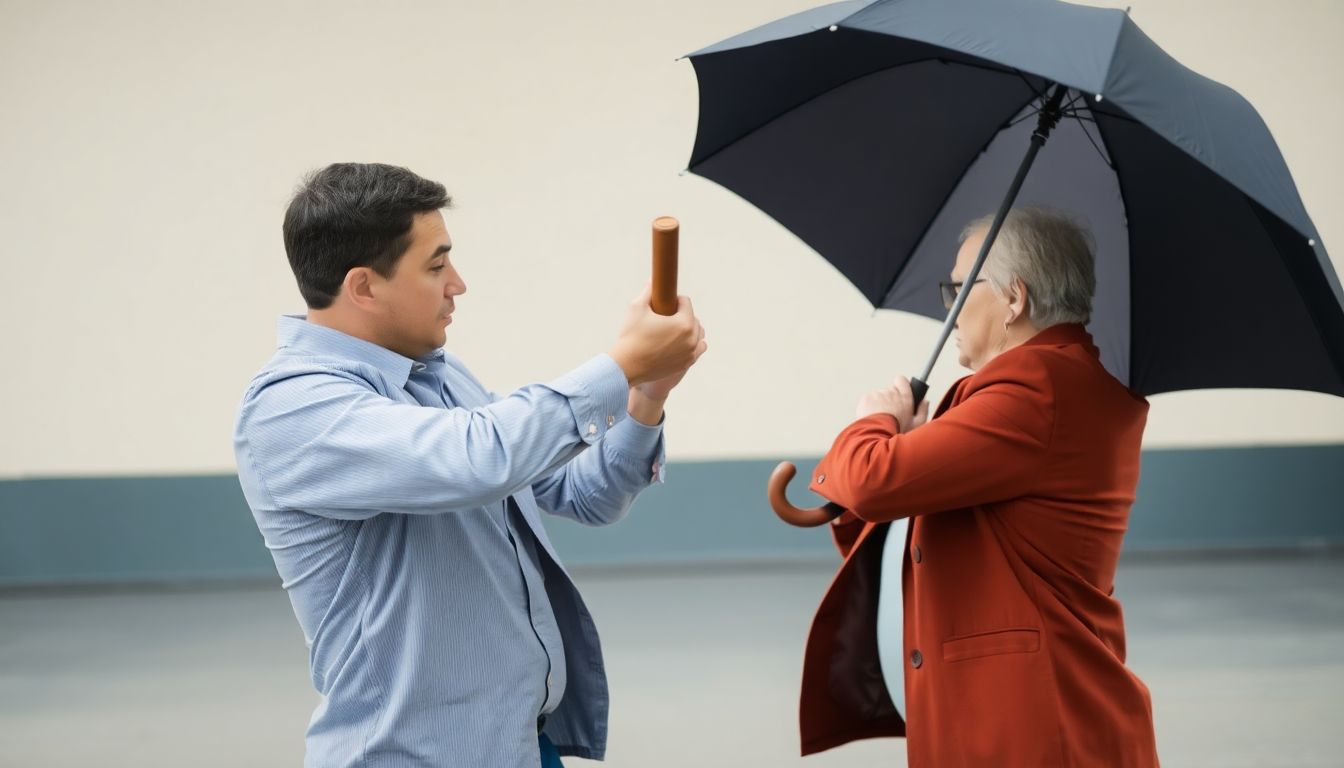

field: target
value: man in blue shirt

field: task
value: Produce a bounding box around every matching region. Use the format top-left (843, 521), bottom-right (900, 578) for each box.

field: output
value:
top-left (233, 163), bottom-right (707, 767)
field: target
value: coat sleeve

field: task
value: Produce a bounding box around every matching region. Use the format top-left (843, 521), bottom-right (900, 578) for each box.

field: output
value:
top-left (808, 358), bottom-right (1056, 522)
top-left (829, 510), bottom-right (867, 558)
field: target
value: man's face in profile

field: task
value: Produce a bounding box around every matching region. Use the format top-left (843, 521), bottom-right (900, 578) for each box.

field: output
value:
top-left (378, 210), bottom-right (465, 357)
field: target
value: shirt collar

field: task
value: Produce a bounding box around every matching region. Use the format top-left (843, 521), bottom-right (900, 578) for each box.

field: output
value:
top-left (276, 314), bottom-right (434, 388)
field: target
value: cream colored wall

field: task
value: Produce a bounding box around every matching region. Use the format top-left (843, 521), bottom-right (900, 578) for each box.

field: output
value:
top-left (1, 0), bottom-right (1341, 478)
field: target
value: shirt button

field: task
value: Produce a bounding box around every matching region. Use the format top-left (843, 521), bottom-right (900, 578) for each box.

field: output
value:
top-left (816, 473), bottom-right (826, 484)
top-left (607, 414), bottom-right (616, 427)
top-left (910, 649), bottom-right (923, 669)
top-left (912, 544), bottom-right (923, 564)
top-left (587, 423), bottom-right (597, 436)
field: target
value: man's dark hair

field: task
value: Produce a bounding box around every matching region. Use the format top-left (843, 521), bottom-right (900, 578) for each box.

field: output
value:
top-left (283, 163), bottom-right (452, 309)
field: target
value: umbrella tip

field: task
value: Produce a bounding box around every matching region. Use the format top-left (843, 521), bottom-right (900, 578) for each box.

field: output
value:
top-left (828, 24), bottom-right (838, 32)
top-left (1309, 237), bottom-right (1316, 246)
top-left (1095, 93), bottom-right (1104, 102)
top-left (678, 169), bottom-right (690, 177)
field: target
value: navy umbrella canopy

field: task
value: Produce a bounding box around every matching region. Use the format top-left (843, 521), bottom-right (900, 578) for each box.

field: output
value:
top-left (686, 0), bottom-right (1344, 400)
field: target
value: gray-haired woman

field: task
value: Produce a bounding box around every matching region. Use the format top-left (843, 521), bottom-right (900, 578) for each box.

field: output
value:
top-left (797, 208), bottom-right (1159, 767)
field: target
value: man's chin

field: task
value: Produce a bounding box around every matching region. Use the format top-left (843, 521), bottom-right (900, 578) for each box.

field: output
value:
top-left (421, 329), bottom-right (446, 353)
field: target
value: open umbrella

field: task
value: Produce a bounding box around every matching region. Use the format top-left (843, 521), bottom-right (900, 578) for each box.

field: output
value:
top-left (683, 0), bottom-right (1344, 525)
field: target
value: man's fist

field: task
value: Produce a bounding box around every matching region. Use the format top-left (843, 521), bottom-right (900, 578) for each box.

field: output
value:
top-left (609, 285), bottom-right (707, 387)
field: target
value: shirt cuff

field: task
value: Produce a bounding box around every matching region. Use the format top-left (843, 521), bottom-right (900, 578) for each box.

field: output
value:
top-left (604, 414), bottom-right (667, 484)
top-left (547, 354), bottom-right (630, 446)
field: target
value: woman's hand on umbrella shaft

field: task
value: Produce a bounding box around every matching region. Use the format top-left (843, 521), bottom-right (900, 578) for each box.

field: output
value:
top-left (856, 376), bottom-right (930, 433)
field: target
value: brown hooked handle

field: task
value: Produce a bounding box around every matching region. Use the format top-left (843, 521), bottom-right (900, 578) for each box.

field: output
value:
top-left (768, 462), bottom-right (847, 528)
top-left (651, 216), bottom-right (679, 316)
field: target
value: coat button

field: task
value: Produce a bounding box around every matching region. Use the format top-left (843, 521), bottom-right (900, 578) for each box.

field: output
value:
top-left (912, 545), bottom-right (923, 564)
top-left (910, 649), bottom-right (923, 669)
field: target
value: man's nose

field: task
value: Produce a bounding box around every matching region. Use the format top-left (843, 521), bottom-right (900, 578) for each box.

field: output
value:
top-left (445, 269), bottom-right (466, 297)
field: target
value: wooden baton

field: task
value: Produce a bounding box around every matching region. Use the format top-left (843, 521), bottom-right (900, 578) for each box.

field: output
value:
top-left (651, 216), bottom-right (679, 316)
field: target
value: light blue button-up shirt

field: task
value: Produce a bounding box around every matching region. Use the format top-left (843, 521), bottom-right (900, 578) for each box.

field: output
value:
top-left (876, 518), bottom-right (909, 718)
top-left (233, 316), bottom-right (665, 767)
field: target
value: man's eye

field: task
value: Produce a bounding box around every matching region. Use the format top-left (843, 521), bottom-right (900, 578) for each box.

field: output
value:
top-left (430, 265), bottom-right (445, 272)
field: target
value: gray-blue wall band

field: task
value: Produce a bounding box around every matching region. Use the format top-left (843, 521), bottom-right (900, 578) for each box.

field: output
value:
top-left (2, 445), bottom-right (1341, 587)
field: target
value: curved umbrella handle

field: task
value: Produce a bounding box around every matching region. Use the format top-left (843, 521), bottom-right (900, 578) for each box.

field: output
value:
top-left (768, 461), bottom-right (847, 527)
top-left (771, 376), bottom-right (928, 528)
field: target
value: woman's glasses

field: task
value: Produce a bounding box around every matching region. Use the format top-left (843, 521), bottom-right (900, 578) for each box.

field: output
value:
top-left (939, 278), bottom-right (987, 311)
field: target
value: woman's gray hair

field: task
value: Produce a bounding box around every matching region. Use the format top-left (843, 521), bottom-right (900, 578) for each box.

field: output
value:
top-left (960, 207), bottom-right (1097, 327)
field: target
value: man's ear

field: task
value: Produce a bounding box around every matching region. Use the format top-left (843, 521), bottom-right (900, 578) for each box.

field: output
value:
top-left (343, 267), bottom-right (380, 311)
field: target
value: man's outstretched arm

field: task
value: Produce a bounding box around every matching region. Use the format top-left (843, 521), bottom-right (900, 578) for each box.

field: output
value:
top-left (235, 354), bottom-right (630, 519)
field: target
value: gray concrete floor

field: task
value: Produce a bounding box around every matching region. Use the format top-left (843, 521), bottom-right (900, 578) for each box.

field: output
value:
top-left (2, 554), bottom-right (1342, 767)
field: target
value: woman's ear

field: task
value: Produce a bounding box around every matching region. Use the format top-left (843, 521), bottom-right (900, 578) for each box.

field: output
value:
top-left (1007, 277), bottom-right (1030, 323)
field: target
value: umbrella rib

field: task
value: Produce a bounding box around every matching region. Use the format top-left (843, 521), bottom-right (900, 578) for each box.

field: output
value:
top-left (1072, 111), bottom-right (1115, 170)
top-left (1005, 107), bottom-right (1043, 129)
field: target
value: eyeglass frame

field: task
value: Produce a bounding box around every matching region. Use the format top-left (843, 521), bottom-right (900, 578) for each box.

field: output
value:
top-left (939, 278), bottom-right (987, 311)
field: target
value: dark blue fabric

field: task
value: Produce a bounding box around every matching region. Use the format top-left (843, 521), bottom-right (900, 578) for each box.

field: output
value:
top-left (540, 734), bottom-right (565, 768)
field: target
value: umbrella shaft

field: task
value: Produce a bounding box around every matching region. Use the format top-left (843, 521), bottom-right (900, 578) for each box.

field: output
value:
top-left (915, 83), bottom-right (1069, 395)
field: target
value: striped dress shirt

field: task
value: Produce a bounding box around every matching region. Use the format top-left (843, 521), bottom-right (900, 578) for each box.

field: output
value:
top-left (233, 316), bottom-right (665, 767)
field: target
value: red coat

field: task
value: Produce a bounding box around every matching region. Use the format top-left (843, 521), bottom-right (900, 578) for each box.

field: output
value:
top-left (800, 324), bottom-right (1159, 767)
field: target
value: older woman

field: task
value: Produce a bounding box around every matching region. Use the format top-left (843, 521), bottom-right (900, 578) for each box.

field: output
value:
top-left (797, 208), bottom-right (1159, 767)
